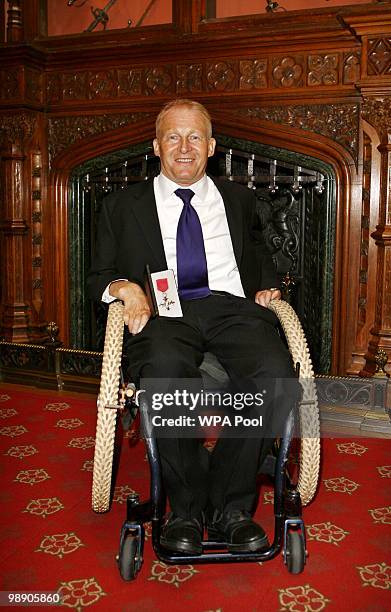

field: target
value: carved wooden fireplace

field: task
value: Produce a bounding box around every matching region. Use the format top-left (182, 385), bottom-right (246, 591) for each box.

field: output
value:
top-left (68, 135), bottom-right (335, 374)
top-left (1, 1), bottom-right (391, 391)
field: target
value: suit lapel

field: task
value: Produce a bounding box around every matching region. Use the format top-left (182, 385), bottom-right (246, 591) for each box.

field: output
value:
top-left (212, 177), bottom-right (243, 265)
top-left (131, 178), bottom-right (167, 269)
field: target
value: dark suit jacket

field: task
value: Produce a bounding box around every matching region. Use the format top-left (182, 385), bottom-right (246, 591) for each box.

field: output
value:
top-left (86, 176), bottom-right (279, 304)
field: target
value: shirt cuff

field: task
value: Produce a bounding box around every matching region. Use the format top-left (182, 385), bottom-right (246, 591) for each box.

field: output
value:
top-left (102, 279), bottom-right (128, 303)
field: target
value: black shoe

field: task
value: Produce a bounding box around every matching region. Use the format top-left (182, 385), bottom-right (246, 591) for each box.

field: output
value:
top-left (160, 513), bottom-right (203, 555)
top-left (208, 509), bottom-right (269, 553)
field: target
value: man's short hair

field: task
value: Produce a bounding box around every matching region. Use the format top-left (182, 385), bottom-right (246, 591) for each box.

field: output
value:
top-left (155, 99), bottom-right (212, 138)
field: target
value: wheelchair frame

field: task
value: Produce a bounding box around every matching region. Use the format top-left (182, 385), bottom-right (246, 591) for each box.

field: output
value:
top-left (91, 299), bottom-right (320, 579)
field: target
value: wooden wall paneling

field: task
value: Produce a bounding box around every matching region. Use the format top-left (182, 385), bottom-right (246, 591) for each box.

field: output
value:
top-left (360, 100), bottom-right (391, 376)
top-left (0, 117), bottom-right (32, 341)
top-left (347, 119), bottom-right (381, 375)
top-left (1, 1), bottom-right (391, 376)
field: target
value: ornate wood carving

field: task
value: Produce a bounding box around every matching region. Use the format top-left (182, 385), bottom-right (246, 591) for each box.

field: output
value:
top-left (31, 151), bottom-right (43, 318)
top-left (0, 112), bottom-right (37, 145)
top-left (0, 68), bottom-right (21, 99)
top-left (307, 54), bottom-right (339, 87)
top-left (358, 133), bottom-right (371, 329)
top-left (367, 38), bottom-right (391, 76)
top-left (343, 52), bottom-right (361, 85)
top-left (272, 56), bottom-right (304, 88)
top-left (44, 50), bottom-right (363, 106)
top-left (239, 59), bottom-right (267, 90)
top-left (0, 2), bottom-right (390, 377)
top-left (47, 112), bottom-right (153, 162)
top-left (362, 97), bottom-right (391, 144)
top-left (361, 96), bottom-right (391, 376)
top-left (236, 103), bottom-right (359, 163)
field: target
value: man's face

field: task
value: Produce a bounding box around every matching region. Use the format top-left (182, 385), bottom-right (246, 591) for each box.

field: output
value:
top-left (153, 106), bottom-right (216, 186)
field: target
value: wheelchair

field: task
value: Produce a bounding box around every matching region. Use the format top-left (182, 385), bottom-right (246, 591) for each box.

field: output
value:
top-left (91, 299), bottom-right (320, 580)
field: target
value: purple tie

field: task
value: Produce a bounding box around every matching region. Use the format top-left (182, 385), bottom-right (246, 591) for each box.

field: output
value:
top-left (175, 188), bottom-right (211, 300)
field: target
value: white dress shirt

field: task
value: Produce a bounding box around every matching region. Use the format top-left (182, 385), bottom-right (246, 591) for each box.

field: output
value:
top-left (102, 173), bottom-right (245, 302)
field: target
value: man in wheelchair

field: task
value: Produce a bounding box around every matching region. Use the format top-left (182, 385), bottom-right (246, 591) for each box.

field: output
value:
top-left (87, 99), bottom-right (300, 556)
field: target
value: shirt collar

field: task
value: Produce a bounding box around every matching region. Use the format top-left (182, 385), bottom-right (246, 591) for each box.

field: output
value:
top-left (157, 173), bottom-right (209, 203)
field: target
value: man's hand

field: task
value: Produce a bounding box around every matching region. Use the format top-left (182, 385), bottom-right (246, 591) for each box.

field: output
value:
top-left (255, 288), bottom-right (281, 308)
top-left (109, 280), bottom-right (151, 335)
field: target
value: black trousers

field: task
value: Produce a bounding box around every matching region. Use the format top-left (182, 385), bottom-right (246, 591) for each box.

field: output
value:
top-left (124, 294), bottom-right (299, 519)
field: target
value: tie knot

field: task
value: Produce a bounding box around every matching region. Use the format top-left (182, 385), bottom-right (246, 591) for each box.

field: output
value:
top-left (175, 188), bottom-right (195, 206)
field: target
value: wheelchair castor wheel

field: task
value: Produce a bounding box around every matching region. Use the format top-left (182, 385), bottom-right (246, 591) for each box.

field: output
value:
top-left (285, 530), bottom-right (306, 574)
top-left (117, 531), bottom-right (143, 581)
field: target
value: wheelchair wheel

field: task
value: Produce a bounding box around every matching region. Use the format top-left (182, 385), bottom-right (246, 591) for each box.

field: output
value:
top-left (268, 299), bottom-right (320, 506)
top-left (92, 302), bottom-right (124, 513)
top-left (118, 534), bottom-right (139, 581)
top-left (286, 530), bottom-right (306, 574)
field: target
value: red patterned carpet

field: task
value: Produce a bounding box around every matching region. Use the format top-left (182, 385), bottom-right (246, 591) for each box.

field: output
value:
top-left (0, 384), bottom-right (390, 611)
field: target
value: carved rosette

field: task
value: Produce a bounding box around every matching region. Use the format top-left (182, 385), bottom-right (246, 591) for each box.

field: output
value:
top-left (236, 104), bottom-right (359, 163)
top-left (176, 64), bottom-right (203, 94)
top-left (307, 54), bottom-right (339, 87)
top-left (272, 56), bottom-right (304, 88)
top-left (239, 59), bottom-right (267, 90)
top-left (207, 61), bottom-right (236, 91)
top-left (47, 113), bottom-right (153, 162)
top-left (145, 66), bottom-right (173, 95)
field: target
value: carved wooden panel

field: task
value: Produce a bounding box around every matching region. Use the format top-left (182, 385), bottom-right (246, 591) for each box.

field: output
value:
top-left (367, 38), bottom-right (391, 76)
top-left (43, 49), bottom-right (361, 106)
top-left (0, 112), bottom-right (37, 144)
top-left (358, 133), bottom-right (371, 328)
top-left (343, 52), bottom-right (361, 84)
top-left (47, 112), bottom-right (153, 162)
top-left (236, 103), bottom-right (359, 163)
top-left (31, 151), bottom-right (42, 317)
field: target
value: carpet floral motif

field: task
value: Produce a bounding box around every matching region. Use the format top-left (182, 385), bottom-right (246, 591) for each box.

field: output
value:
top-left (306, 522), bottom-right (349, 545)
top-left (0, 425), bottom-right (28, 437)
top-left (81, 459), bottom-right (93, 472)
top-left (336, 442), bottom-right (367, 455)
top-left (357, 562), bottom-right (391, 590)
top-left (15, 468), bottom-right (50, 486)
top-left (57, 577), bottom-right (106, 609)
top-left (377, 465), bottom-right (391, 478)
top-left (36, 532), bottom-right (85, 558)
top-left (148, 561), bottom-right (199, 587)
top-left (44, 402), bottom-right (70, 412)
top-left (0, 394), bottom-right (11, 402)
top-left (368, 505), bottom-right (391, 525)
top-left (323, 476), bottom-right (359, 494)
top-left (23, 497), bottom-right (64, 518)
top-left (263, 491), bottom-right (274, 504)
top-left (67, 437), bottom-right (95, 450)
top-left (56, 418), bottom-right (84, 429)
top-left (4, 444), bottom-right (38, 459)
top-left (279, 584), bottom-right (331, 611)
top-left (0, 408), bottom-right (18, 419)
top-left (113, 484), bottom-right (137, 504)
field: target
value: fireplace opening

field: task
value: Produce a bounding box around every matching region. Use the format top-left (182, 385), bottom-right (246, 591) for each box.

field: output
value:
top-left (69, 135), bottom-right (335, 373)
